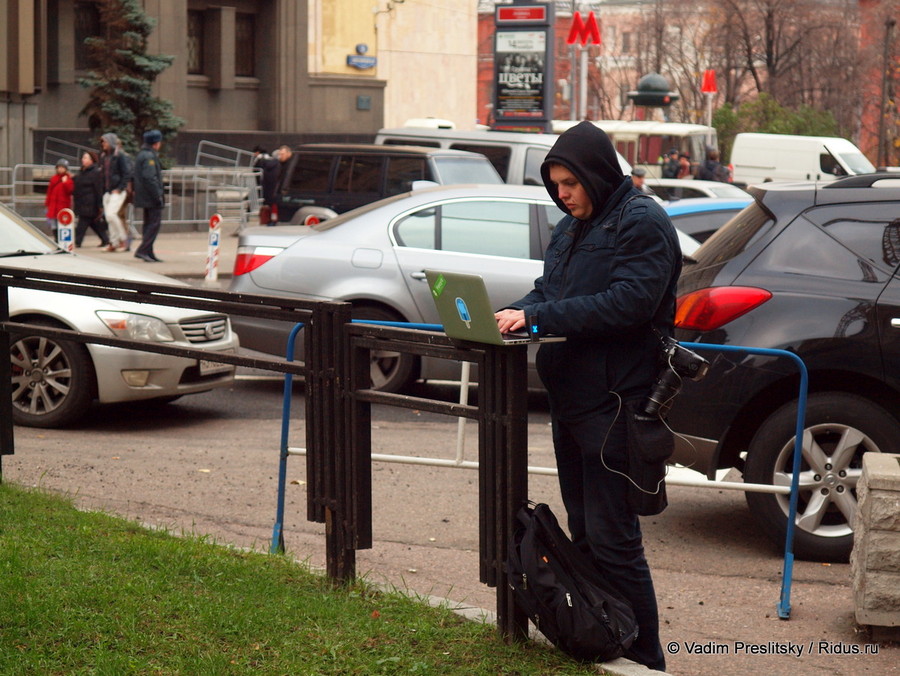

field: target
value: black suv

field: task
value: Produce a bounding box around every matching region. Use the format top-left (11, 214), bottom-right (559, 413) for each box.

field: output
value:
top-left (276, 144), bottom-right (503, 223)
top-left (668, 174), bottom-right (900, 562)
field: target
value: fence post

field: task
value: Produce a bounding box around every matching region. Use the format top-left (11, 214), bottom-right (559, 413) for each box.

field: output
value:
top-left (479, 343), bottom-right (530, 641)
top-left (0, 284), bottom-right (13, 475)
top-left (305, 300), bottom-right (357, 581)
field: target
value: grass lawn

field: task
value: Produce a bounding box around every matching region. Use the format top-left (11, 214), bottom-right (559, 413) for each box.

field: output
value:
top-left (0, 482), bottom-right (605, 675)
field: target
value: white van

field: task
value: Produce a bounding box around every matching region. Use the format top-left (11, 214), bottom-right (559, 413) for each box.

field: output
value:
top-left (374, 127), bottom-right (631, 185)
top-left (730, 132), bottom-right (876, 186)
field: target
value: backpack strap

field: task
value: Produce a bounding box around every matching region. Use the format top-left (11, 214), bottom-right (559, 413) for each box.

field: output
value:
top-left (613, 193), bottom-right (654, 230)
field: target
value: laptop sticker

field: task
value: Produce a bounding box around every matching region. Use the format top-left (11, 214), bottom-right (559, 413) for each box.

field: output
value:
top-left (431, 273), bottom-right (447, 298)
top-left (455, 297), bottom-right (471, 328)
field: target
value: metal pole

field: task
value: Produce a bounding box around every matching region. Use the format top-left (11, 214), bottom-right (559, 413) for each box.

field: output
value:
top-left (682, 342), bottom-right (808, 620)
top-left (0, 284), bottom-right (13, 477)
top-left (878, 19), bottom-right (896, 168)
top-left (579, 46), bottom-right (588, 119)
top-left (570, 43), bottom-right (578, 120)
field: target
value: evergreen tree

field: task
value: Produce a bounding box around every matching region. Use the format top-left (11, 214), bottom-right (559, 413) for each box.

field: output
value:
top-left (78, 0), bottom-right (184, 157)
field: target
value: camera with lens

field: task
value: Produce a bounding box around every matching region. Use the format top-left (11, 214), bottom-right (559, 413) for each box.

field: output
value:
top-left (643, 337), bottom-right (709, 417)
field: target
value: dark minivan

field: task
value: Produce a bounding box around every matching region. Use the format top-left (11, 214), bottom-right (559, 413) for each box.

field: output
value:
top-left (276, 143), bottom-right (503, 223)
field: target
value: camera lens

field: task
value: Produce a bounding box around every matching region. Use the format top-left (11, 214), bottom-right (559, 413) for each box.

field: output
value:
top-left (643, 368), bottom-right (682, 417)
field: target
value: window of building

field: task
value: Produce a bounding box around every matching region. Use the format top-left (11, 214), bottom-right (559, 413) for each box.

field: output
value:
top-left (187, 10), bottom-right (205, 74)
top-left (235, 13), bottom-right (256, 77)
top-left (75, 1), bottom-right (102, 71)
top-left (622, 31), bottom-right (633, 54)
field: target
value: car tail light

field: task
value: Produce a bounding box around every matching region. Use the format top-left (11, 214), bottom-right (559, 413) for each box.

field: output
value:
top-left (675, 286), bottom-right (772, 331)
top-left (233, 246), bottom-right (284, 276)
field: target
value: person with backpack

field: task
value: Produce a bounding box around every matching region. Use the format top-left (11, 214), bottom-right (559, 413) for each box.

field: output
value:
top-left (495, 121), bottom-right (680, 672)
top-left (99, 132), bottom-right (132, 251)
top-left (697, 148), bottom-right (731, 182)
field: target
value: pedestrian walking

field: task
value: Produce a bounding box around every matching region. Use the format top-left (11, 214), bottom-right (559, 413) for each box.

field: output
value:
top-left (72, 151), bottom-right (109, 248)
top-left (45, 158), bottom-right (74, 235)
top-left (677, 152), bottom-right (693, 179)
top-left (253, 146), bottom-right (280, 225)
top-left (132, 130), bottom-right (166, 263)
top-left (661, 148), bottom-right (680, 178)
top-left (99, 132), bottom-right (132, 251)
top-left (696, 149), bottom-right (731, 183)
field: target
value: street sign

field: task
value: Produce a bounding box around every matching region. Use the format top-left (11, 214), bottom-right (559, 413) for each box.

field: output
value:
top-left (566, 11), bottom-right (601, 46)
top-left (57, 208), bottom-right (75, 252)
top-left (205, 213), bottom-right (221, 283)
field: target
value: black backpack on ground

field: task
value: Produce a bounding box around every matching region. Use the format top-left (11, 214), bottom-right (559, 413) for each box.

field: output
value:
top-left (506, 502), bottom-right (639, 662)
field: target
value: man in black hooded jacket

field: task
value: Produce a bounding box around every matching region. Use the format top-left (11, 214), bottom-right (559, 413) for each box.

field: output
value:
top-left (496, 121), bottom-right (680, 671)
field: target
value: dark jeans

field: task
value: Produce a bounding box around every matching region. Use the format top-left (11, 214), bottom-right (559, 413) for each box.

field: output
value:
top-left (75, 215), bottom-right (109, 247)
top-left (552, 409), bottom-right (666, 672)
top-left (135, 206), bottom-right (163, 258)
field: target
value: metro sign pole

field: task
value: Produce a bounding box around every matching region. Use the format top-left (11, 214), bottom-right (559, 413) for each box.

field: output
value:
top-left (566, 11), bottom-right (601, 121)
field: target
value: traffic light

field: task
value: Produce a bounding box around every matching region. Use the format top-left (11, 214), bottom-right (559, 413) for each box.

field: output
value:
top-left (627, 73), bottom-right (679, 108)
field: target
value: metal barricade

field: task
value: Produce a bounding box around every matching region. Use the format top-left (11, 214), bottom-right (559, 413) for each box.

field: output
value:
top-left (195, 140), bottom-right (256, 168)
top-left (4, 160), bottom-right (260, 233)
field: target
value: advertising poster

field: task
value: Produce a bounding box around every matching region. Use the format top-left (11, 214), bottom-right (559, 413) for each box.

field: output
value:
top-left (494, 30), bottom-right (548, 121)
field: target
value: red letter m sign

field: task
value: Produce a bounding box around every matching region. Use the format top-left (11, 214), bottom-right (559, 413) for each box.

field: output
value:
top-left (566, 11), bottom-right (601, 46)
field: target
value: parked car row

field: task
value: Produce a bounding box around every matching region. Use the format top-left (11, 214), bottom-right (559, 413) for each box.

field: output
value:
top-left (1, 203), bottom-right (239, 428)
top-left (10, 126), bottom-right (896, 564)
top-left (228, 183), bottom-right (711, 392)
top-left (231, 171), bottom-right (900, 564)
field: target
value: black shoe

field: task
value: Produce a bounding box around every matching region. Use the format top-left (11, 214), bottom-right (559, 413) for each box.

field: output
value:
top-left (149, 254), bottom-right (163, 262)
top-left (134, 253), bottom-right (157, 263)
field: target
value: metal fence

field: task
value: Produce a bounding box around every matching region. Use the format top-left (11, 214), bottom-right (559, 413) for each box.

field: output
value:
top-left (0, 266), bottom-right (532, 641)
top-left (1, 162), bottom-right (261, 234)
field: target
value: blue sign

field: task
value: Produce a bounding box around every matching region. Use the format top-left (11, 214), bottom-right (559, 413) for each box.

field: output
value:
top-left (347, 55), bottom-right (377, 70)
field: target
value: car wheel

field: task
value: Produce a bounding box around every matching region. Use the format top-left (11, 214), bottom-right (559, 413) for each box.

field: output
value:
top-left (743, 392), bottom-right (900, 562)
top-left (352, 305), bottom-right (417, 393)
top-left (9, 321), bottom-right (95, 428)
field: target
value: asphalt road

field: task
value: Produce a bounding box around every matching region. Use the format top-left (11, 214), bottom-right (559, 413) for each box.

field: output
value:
top-left (4, 370), bottom-right (898, 675)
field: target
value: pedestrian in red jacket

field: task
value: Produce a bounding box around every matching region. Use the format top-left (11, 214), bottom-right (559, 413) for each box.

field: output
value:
top-left (45, 158), bottom-right (74, 235)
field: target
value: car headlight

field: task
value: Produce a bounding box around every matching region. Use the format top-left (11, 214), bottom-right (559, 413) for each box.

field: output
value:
top-left (96, 311), bottom-right (175, 342)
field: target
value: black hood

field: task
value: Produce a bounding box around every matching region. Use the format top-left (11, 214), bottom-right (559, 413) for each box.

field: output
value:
top-left (540, 121), bottom-right (625, 219)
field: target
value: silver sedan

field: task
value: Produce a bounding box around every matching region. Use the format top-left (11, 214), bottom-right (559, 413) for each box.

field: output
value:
top-left (1, 203), bottom-right (239, 428)
top-left (228, 184), bottom-right (701, 392)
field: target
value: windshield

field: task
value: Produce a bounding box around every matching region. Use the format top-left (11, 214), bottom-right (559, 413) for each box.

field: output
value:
top-left (0, 204), bottom-right (59, 256)
top-left (838, 151), bottom-right (876, 175)
top-left (709, 184), bottom-right (750, 198)
top-left (432, 157), bottom-right (504, 185)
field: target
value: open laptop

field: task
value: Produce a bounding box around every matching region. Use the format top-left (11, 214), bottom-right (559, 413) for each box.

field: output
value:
top-left (424, 270), bottom-right (536, 346)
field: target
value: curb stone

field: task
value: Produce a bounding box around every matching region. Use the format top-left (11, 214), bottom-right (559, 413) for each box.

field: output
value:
top-left (419, 593), bottom-right (670, 676)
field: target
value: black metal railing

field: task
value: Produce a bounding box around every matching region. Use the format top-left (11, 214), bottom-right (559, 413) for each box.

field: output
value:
top-left (0, 267), bottom-right (531, 640)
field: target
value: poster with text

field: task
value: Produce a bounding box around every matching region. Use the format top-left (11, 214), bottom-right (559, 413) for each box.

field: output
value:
top-left (494, 30), bottom-right (548, 120)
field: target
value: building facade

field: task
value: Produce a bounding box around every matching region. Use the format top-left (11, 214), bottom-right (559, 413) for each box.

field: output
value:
top-left (1, 0), bottom-right (477, 166)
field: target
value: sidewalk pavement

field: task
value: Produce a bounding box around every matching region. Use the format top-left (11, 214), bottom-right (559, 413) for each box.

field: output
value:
top-left (76, 228), bottom-right (238, 284)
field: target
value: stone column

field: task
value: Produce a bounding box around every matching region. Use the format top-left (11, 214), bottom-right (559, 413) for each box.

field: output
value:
top-left (851, 452), bottom-right (900, 640)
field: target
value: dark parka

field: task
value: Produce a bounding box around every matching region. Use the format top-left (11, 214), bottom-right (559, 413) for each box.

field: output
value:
top-left (72, 163), bottom-right (104, 218)
top-left (132, 144), bottom-right (165, 209)
top-left (508, 121), bottom-right (682, 420)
